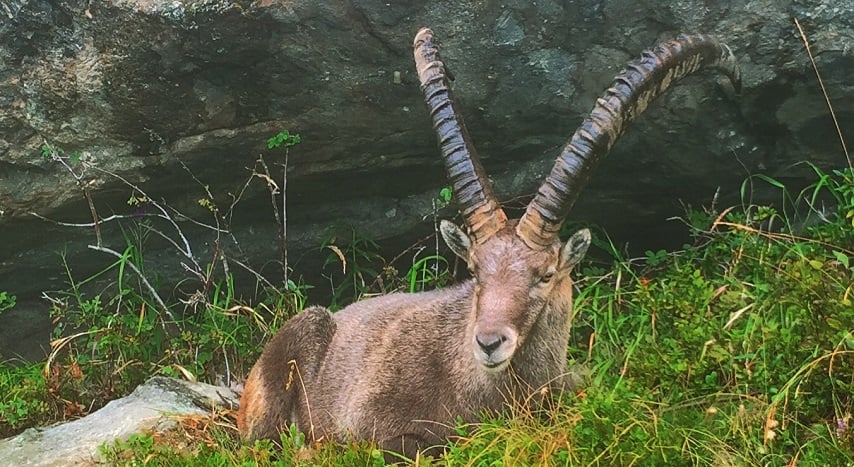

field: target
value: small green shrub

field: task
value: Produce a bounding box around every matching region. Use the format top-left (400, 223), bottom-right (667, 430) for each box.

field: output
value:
top-left (0, 291), bottom-right (15, 315)
top-left (322, 226), bottom-right (384, 308)
top-left (0, 364), bottom-right (55, 436)
top-left (267, 130), bottom-right (302, 149)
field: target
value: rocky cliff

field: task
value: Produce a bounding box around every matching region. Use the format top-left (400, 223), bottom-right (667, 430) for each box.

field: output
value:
top-left (1, 0), bottom-right (851, 330)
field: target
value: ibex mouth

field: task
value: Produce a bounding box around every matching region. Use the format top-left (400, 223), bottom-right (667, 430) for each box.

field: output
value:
top-left (482, 359), bottom-right (511, 372)
top-left (473, 327), bottom-right (517, 372)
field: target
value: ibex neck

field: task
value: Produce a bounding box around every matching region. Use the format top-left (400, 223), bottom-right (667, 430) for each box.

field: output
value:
top-left (512, 300), bottom-right (573, 391)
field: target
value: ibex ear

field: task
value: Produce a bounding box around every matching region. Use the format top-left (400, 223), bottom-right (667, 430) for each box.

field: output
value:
top-left (440, 219), bottom-right (471, 260)
top-left (559, 228), bottom-right (591, 270)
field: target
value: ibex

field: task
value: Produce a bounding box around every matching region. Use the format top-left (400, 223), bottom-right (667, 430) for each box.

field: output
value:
top-left (237, 28), bottom-right (740, 459)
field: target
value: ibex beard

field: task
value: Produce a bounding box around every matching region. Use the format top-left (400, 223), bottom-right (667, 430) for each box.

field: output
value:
top-left (237, 25), bottom-right (740, 461)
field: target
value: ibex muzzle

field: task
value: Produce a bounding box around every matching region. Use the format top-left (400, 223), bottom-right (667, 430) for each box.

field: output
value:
top-left (237, 27), bottom-right (740, 460)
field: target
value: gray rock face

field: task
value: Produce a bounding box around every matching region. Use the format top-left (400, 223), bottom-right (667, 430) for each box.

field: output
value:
top-left (0, 0), bottom-right (851, 349)
top-left (0, 376), bottom-right (238, 466)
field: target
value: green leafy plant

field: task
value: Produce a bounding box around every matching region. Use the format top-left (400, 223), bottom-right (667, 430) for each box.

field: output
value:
top-left (267, 130), bottom-right (302, 149)
top-left (404, 254), bottom-right (451, 293)
top-left (322, 226), bottom-right (384, 308)
top-left (0, 291), bottom-right (15, 315)
top-left (0, 364), bottom-right (54, 436)
top-left (261, 130), bottom-right (302, 284)
top-left (643, 249), bottom-right (668, 267)
top-left (41, 143), bottom-right (81, 165)
top-left (437, 186), bottom-right (453, 208)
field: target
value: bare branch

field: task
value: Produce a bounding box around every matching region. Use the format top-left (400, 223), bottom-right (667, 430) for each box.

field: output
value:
top-left (90, 166), bottom-right (194, 258)
top-left (87, 244), bottom-right (177, 327)
top-left (30, 211), bottom-right (164, 227)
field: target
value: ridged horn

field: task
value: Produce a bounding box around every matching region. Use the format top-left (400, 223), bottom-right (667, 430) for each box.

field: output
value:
top-left (516, 34), bottom-right (741, 249)
top-left (414, 27), bottom-right (507, 244)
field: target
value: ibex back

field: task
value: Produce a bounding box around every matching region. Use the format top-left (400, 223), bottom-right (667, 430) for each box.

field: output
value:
top-left (237, 28), bottom-right (741, 459)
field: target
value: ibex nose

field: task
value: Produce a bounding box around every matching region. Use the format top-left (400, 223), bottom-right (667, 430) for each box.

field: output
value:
top-left (476, 333), bottom-right (507, 356)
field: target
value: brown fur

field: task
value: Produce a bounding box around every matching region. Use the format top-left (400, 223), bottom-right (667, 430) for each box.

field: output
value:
top-left (238, 306), bottom-right (336, 440)
top-left (238, 224), bottom-right (590, 460)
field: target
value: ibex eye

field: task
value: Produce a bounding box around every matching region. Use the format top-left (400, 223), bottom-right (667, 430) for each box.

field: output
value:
top-left (540, 271), bottom-right (555, 283)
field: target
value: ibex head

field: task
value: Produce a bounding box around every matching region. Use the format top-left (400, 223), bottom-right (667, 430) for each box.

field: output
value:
top-left (441, 220), bottom-right (590, 371)
top-left (414, 27), bottom-right (740, 372)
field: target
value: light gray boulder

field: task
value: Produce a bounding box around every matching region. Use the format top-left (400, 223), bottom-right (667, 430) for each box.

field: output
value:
top-left (0, 377), bottom-right (238, 466)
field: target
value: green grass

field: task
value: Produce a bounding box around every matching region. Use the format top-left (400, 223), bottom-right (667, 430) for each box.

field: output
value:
top-left (445, 199), bottom-right (853, 465)
top-left (0, 363), bottom-right (56, 438)
top-left (2, 168), bottom-right (853, 465)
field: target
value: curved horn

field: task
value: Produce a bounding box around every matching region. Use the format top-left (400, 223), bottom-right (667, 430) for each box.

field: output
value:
top-left (414, 27), bottom-right (507, 244)
top-left (516, 34), bottom-right (741, 248)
